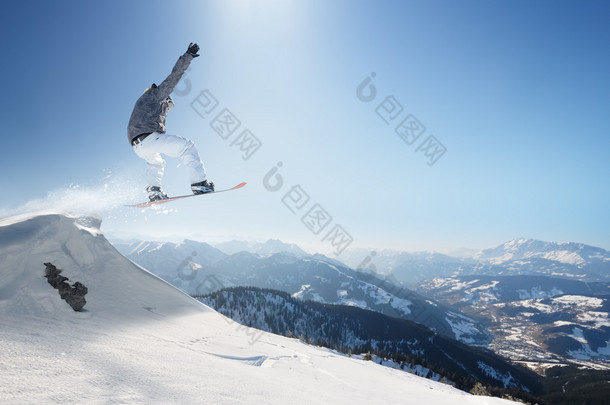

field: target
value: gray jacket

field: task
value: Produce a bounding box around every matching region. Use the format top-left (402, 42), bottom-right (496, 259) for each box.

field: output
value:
top-left (127, 52), bottom-right (194, 144)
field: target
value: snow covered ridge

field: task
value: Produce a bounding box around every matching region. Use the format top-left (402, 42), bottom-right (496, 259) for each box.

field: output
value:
top-left (0, 212), bottom-right (515, 404)
top-left (0, 212), bottom-right (201, 320)
top-left (0, 210), bottom-right (102, 233)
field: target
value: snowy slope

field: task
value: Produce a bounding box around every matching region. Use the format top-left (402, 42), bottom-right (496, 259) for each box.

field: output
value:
top-left (202, 287), bottom-right (538, 391)
top-left (0, 212), bottom-right (512, 404)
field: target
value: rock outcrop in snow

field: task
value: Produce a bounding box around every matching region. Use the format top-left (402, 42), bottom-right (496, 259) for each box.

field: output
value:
top-left (43, 262), bottom-right (88, 311)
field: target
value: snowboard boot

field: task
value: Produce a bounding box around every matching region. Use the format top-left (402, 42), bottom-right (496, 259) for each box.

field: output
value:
top-left (191, 180), bottom-right (215, 195)
top-left (146, 186), bottom-right (169, 201)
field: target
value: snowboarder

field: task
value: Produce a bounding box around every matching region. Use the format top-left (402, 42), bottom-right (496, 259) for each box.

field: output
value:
top-left (128, 42), bottom-right (214, 201)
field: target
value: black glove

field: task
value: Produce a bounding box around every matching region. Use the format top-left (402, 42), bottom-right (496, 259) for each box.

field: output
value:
top-left (187, 42), bottom-right (200, 58)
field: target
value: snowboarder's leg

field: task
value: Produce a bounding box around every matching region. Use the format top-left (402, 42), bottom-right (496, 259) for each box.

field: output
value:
top-left (144, 133), bottom-right (208, 184)
top-left (179, 139), bottom-right (208, 184)
top-left (145, 155), bottom-right (166, 187)
top-left (133, 136), bottom-right (166, 187)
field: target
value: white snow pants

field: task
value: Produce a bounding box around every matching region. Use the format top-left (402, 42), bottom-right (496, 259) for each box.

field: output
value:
top-left (132, 132), bottom-right (207, 188)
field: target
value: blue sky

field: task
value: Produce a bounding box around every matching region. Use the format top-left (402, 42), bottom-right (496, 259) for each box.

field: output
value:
top-left (1, 0), bottom-right (609, 255)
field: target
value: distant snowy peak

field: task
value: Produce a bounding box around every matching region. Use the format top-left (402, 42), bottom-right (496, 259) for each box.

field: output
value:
top-left (214, 238), bottom-right (309, 257)
top-left (474, 238), bottom-right (610, 267)
top-left (257, 239), bottom-right (309, 256)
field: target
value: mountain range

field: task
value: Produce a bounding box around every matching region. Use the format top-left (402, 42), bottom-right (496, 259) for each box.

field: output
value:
top-left (339, 238), bottom-right (610, 285)
top-left (112, 236), bottom-right (610, 370)
top-left (214, 239), bottom-right (309, 257)
top-left (112, 239), bottom-right (491, 346)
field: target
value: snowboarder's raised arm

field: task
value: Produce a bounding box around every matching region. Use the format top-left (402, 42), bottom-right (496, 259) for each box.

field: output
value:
top-left (157, 43), bottom-right (200, 99)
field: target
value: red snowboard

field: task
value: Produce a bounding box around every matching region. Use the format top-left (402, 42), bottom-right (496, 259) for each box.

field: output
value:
top-left (128, 182), bottom-right (247, 208)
